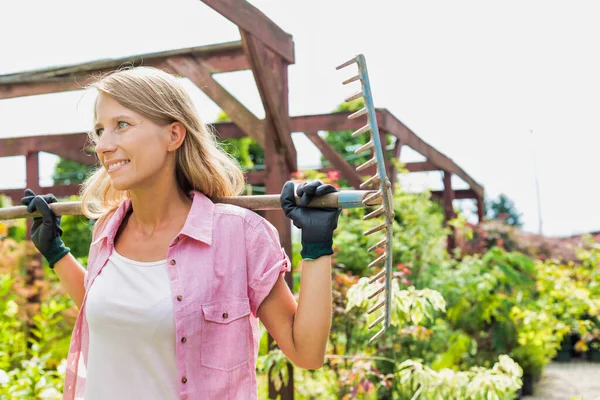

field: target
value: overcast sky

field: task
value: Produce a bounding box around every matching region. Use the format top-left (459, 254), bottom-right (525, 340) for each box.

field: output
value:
top-left (0, 0), bottom-right (598, 237)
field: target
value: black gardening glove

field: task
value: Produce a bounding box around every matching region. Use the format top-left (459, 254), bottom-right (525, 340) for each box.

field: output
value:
top-left (280, 180), bottom-right (342, 260)
top-left (20, 189), bottom-right (70, 269)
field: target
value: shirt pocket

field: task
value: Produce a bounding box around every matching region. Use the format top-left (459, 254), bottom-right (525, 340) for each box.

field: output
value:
top-left (200, 298), bottom-right (251, 371)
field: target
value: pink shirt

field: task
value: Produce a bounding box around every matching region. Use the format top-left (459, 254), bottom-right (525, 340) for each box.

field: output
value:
top-left (63, 190), bottom-right (291, 399)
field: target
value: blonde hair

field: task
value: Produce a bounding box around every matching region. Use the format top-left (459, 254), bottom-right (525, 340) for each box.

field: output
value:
top-left (79, 67), bottom-right (246, 230)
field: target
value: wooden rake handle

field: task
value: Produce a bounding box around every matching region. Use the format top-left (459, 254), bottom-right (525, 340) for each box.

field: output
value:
top-left (0, 190), bottom-right (381, 221)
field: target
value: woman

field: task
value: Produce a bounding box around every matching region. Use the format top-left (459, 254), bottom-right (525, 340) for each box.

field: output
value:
top-left (21, 67), bottom-right (341, 399)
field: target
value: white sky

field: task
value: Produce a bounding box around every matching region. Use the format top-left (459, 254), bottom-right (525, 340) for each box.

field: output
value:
top-left (0, 0), bottom-right (598, 237)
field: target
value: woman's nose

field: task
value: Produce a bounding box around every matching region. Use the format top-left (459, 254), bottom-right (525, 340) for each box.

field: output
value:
top-left (94, 132), bottom-right (116, 155)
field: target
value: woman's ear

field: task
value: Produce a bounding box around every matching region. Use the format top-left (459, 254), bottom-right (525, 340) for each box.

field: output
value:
top-left (167, 122), bottom-right (187, 152)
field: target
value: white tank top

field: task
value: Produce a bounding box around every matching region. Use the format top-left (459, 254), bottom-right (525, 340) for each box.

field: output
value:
top-left (84, 249), bottom-right (179, 400)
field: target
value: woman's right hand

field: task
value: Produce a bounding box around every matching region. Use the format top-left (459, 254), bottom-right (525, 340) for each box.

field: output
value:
top-left (20, 189), bottom-right (71, 269)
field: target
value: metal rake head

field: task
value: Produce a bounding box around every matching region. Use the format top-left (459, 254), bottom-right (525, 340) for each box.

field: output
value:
top-left (336, 54), bottom-right (395, 343)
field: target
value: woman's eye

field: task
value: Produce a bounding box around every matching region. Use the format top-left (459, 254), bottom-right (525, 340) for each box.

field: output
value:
top-left (118, 121), bottom-right (129, 129)
top-left (95, 128), bottom-right (104, 136)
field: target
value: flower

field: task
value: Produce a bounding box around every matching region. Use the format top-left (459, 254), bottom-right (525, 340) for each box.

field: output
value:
top-left (327, 170), bottom-right (340, 181)
top-left (0, 369), bottom-right (8, 385)
top-left (39, 388), bottom-right (61, 399)
top-left (3, 300), bottom-right (18, 318)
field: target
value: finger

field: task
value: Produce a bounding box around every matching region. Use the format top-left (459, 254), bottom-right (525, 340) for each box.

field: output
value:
top-left (24, 189), bottom-right (36, 197)
top-left (21, 196), bottom-right (35, 206)
top-left (298, 180), bottom-right (321, 196)
top-left (34, 196), bottom-right (56, 224)
top-left (298, 181), bottom-right (322, 207)
top-left (280, 181), bottom-right (297, 215)
top-left (41, 194), bottom-right (58, 204)
top-left (315, 184), bottom-right (338, 197)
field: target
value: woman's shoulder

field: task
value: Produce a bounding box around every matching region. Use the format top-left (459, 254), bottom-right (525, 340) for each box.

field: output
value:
top-left (212, 202), bottom-right (270, 231)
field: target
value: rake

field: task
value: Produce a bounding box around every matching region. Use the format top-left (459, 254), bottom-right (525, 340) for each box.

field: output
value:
top-left (336, 54), bottom-right (395, 343)
top-left (0, 55), bottom-right (394, 342)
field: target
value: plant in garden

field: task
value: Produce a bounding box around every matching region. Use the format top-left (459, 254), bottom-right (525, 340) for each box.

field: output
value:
top-left (396, 355), bottom-right (522, 400)
top-left (0, 238), bottom-right (73, 399)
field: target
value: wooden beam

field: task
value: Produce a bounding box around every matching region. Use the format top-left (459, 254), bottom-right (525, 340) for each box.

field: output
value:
top-left (0, 41), bottom-right (249, 99)
top-left (380, 109), bottom-right (484, 199)
top-left (241, 31), bottom-right (297, 171)
top-left (166, 55), bottom-right (264, 146)
top-left (304, 131), bottom-right (363, 189)
top-left (201, 0), bottom-right (294, 64)
top-left (404, 161), bottom-right (439, 173)
top-left (290, 110), bottom-right (387, 133)
top-left (41, 147), bottom-right (97, 166)
top-left (0, 134), bottom-right (91, 158)
top-left (1, 184), bottom-right (82, 206)
top-left (431, 188), bottom-right (477, 200)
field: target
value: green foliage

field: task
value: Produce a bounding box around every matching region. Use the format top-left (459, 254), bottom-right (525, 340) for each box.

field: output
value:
top-left (214, 110), bottom-right (265, 168)
top-left (0, 240), bottom-right (70, 399)
top-left (53, 158), bottom-right (95, 185)
top-left (396, 355), bottom-right (522, 400)
top-left (58, 196), bottom-right (93, 261)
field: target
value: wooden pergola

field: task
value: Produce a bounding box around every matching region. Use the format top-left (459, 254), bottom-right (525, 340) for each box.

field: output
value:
top-left (0, 1), bottom-right (483, 398)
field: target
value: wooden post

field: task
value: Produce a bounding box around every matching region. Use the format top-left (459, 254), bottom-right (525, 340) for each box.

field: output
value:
top-left (242, 39), bottom-right (296, 399)
top-left (24, 151), bottom-right (44, 347)
top-left (389, 136), bottom-right (402, 191)
top-left (442, 171), bottom-right (456, 252)
top-left (476, 194), bottom-right (485, 223)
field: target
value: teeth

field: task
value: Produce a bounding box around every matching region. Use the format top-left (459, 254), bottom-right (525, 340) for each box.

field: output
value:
top-left (108, 160), bottom-right (130, 171)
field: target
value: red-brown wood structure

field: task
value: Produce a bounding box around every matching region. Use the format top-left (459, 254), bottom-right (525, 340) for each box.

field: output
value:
top-left (0, 1), bottom-right (484, 398)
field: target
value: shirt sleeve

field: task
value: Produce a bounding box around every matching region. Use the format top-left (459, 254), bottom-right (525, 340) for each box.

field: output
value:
top-left (246, 218), bottom-right (291, 318)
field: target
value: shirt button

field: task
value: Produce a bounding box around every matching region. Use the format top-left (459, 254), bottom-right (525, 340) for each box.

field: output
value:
top-left (222, 312), bottom-right (228, 319)
top-left (182, 377), bottom-right (188, 384)
top-left (181, 337), bottom-right (187, 343)
top-left (174, 237), bottom-right (180, 243)
top-left (170, 259), bottom-right (176, 265)
top-left (177, 295), bottom-right (183, 301)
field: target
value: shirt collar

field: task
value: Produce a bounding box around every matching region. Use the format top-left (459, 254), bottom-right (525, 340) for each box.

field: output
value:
top-left (94, 189), bottom-right (214, 246)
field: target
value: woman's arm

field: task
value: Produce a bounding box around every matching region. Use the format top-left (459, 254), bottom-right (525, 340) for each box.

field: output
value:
top-left (257, 255), bottom-right (331, 369)
top-left (53, 253), bottom-right (87, 309)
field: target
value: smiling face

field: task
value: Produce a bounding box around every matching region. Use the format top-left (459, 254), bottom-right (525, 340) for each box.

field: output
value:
top-left (94, 93), bottom-right (172, 191)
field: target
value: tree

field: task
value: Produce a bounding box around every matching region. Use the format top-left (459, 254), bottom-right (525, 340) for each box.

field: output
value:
top-left (322, 99), bottom-right (394, 170)
top-left (487, 194), bottom-right (523, 227)
top-left (52, 158), bottom-right (95, 185)
top-left (214, 111), bottom-right (264, 168)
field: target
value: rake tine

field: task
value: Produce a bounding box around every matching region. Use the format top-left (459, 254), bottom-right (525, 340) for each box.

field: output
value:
top-left (356, 157), bottom-right (377, 172)
top-left (348, 107), bottom-right (367, 119)
top-left (354, 141), bottom-right (375, 155)
top-left (363, 222), bottom-right (386, 236)
top-left (363, 190), bottom-right (382, 205)
top-left (352, 124), bottom-right (370, 137)
top-left (364, 206), bottom-right (385, 220)
top-left (368, 299), bottom-right (385, 314)
top-left (336, 57), bottom-right (359, 70)
top-left (369, 327), bottom-right (386, 343)
top-left (345, 91), bottom-right (364, 102)
top-left (368, 314), bottom-right (385, 330)
top-left (368, 284), bottom-right (386, 300)
top-left (369, 270), bottom-right (386, 285)
top-left (360, 174), bottom-right (380, 189)
top-left (343, 75), bottom-right (361, 85)
top-left (368, 253), bottom-right (387, 268)
top-left (368, 238), bottom-right (387, 253)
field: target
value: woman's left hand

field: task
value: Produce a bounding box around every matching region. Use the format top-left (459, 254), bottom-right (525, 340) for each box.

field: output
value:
top-left (280, 180), bottom-right (342, 260)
